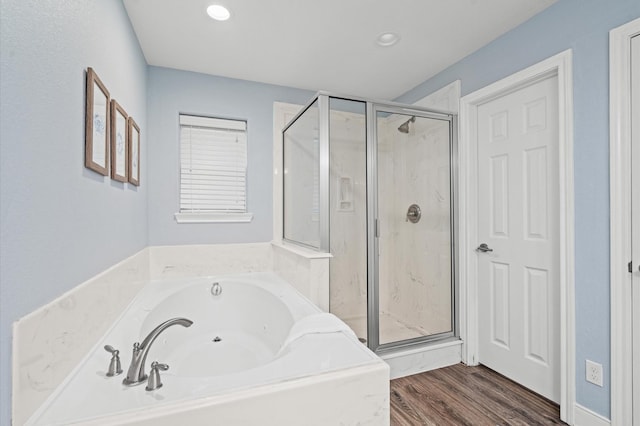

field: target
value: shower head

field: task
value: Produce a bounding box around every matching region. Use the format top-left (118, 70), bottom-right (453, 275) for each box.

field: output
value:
top-left (397, 116), bottom-right (416, 134)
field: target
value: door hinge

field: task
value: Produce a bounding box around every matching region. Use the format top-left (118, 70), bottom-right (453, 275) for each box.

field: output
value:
top-left (629, 261), bottom-right (633, 273)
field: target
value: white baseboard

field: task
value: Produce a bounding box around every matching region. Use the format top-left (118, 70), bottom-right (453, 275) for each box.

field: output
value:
top-left (574, 404), bottom-right (610, 426)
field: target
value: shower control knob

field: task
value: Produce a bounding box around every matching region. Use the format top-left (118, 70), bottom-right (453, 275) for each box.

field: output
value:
top-left (104, 345), bottom-right (123, 377)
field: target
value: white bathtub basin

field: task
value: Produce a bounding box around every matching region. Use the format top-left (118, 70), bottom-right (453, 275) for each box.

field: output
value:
top-left (140, 280), bottom-right (294, 377)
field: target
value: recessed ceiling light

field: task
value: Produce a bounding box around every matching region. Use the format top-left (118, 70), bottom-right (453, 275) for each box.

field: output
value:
top-left (207, 5), bottom-right (231, 21)
top-left (376, 32), bottom-right (400, 47)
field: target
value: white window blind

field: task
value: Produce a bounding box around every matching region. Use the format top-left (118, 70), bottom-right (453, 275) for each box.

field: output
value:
top-left (179, 115), bottom-right (247, 214)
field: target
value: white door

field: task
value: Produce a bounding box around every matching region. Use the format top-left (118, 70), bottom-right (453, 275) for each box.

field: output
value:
top-left (477, 75), bottom-right (560, 402)
top-left (631, 33), bottom-right (640, 426)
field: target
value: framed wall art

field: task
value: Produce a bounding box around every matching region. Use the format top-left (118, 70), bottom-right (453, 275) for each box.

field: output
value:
top-left (85, 68), bottom-right (110, 175)
top-left (110, 100), bottom-right (128, 182)
top-left (127, 117), bottom-right (140, 186)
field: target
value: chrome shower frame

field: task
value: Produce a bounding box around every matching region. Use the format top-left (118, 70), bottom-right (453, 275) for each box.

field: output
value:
top-left (282, 91), bottom-right (459, 354)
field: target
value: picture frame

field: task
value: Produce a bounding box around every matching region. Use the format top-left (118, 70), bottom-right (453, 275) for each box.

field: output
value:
top-left (110, 99), bottom-right (128, 182)
top-left (127, 117), bottom-right (140, 186)
top-left (85, 68), bottom-right (110, 175)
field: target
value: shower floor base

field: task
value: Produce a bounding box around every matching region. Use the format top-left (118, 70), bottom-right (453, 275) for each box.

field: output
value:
top-left (341, 312), bottom-right (431, 345)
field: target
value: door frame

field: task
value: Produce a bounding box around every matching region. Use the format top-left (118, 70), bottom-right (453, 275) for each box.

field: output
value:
top-left (459, 49), bottom-right (575, 424)
top-left (610, 17), bottom-right (640, 426)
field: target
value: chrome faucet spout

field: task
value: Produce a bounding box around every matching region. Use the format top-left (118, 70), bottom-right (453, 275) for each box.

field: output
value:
top-left (123, 317), bottom-right (193, 386)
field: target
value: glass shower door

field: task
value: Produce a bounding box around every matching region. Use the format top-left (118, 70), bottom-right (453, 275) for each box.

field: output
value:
top-left (328, 98), bottom-right (368, 343)
top-left (373, 108), bottom-right (455, 347)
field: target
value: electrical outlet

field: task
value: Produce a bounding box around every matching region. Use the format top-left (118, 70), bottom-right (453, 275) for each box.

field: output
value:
top-left (585, 360), bottom-right (603, 387)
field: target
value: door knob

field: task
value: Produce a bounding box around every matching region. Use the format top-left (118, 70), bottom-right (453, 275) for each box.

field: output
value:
top-left (476, 243), bottom-right (493, 253)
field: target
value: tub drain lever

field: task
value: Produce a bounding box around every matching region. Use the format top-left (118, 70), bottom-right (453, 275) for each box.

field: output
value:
top-left (146, 361), bottom-right (169, 391)
top-left (104, 345), bottom-right (123, 377)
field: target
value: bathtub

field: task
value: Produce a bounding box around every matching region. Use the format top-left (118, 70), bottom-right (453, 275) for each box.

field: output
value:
top-left (26, 272), bottom-right (389, 425)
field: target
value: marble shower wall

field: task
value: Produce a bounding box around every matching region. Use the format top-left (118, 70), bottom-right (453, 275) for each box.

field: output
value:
top-left (328, 109), bottom-right (367, 323)
top-left (378, 116), bottom-right (453, 339)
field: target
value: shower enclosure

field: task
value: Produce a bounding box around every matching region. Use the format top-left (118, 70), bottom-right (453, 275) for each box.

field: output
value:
top-left (283, 93), bottom-right (457, 352)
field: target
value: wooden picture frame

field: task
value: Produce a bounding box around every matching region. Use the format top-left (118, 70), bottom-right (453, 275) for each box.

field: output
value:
top-left (110, 100), bottom-right (128, 182)
top-left (85, 68), bottom-right (110, 175)
top-left (127, 117), bottom-right (140, 186)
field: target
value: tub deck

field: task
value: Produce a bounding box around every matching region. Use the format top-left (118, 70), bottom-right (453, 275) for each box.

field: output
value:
top-left (26, 273), bottom-right (389, 425)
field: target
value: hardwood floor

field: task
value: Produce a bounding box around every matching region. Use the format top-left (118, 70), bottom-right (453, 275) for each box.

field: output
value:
top-left (390, 363), bottom-right (566, 425)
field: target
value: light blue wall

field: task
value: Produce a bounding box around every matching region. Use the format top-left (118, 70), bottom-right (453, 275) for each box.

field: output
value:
top-left (0, 1), bottom-right (148, 424)
top-left (395, 0), bottom-right (640, 418)
top-left (147, 67), bottom-right (312, 245)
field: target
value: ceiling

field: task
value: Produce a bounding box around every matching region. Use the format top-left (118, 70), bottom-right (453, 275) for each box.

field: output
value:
top-left (123, 0), bottom-right (557, 100)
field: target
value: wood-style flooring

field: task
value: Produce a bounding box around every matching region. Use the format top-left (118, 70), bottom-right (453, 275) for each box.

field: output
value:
top-left (390, 363), bottom-right (566, 426)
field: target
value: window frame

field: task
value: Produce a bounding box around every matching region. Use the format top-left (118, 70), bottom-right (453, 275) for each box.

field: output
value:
top-left (174, 113), bottom-right (253, 224)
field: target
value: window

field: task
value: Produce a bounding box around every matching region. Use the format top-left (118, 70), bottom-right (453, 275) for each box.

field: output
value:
top-left (174, 114), bottom-right (252, 223)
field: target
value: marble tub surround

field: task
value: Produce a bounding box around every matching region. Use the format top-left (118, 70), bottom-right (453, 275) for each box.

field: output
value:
top-left (149, 243), bottom-right (273, 279)
top-left (12, 249), bottom-right (150, 426)
top-left (27, 273), bottom-right (388, 426)
top-left (33, 363), bottom-right (389, 426)
top-left (271, 241), bottom-right (330, 311)
top-left (151, 242), bottom-right (331, 310)
top-left (14, 242), bottom-right (334, 424)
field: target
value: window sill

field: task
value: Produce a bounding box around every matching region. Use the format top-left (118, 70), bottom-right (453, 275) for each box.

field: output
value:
top-left (174, 212), bottom-right (254, 224)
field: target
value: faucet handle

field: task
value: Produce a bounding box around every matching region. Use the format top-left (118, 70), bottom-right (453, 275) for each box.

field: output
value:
top-left (152, 361), bottom-right (169, 371)
top-left (103, 345), bottom-right (123, 377)
top-left (145, 361), bottom-right (169, 391)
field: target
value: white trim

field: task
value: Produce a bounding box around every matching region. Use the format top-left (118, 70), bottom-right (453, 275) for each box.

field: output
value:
top-left (609, 17), bottom-right (640, 426)
top-left (459, 49), bottom-right (575, 424)
top-left (179, 114), bottom-right (246, 130)
top-left (575, 404), bottom-right (611, 426)
top-left (174, 212), bottom-right (253, 223)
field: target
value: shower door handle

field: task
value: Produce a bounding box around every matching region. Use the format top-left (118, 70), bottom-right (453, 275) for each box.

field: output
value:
top-left (476, 243), bottom-right (493, 253)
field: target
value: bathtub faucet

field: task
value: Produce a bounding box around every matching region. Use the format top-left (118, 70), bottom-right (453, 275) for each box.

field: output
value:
top-left (122, 317), bottom-right (193, 386)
